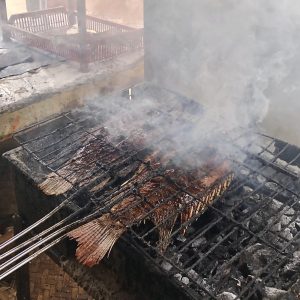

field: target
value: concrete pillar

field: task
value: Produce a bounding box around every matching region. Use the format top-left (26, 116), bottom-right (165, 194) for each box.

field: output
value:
top-left (0, 0), bottom-right (10, 42)
top-left (26, 0), bottom-right (40, 12)
top-left (67, 0), bottom-right (76, 25)
top-left (77, 0), bottom-right (88, 72)
top-left (0, 0), bottom-right (8, 23)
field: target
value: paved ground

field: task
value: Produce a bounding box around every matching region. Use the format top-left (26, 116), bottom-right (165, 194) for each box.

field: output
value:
top-left (0, 228), bottom-right (93, 300)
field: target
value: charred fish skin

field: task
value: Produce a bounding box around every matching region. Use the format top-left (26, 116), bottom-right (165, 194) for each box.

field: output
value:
top-left (68, 150), bottom-right (233, 267)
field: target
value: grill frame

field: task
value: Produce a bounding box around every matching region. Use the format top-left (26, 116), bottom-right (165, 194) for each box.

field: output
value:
top-left (4, 83), bottom-right (300, 299)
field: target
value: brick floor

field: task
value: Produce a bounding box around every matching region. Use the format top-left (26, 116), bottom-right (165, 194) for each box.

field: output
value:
top-left (0, 229), bottom-right (94, 300)
top-left (29, 254), bottom-right (93, 300)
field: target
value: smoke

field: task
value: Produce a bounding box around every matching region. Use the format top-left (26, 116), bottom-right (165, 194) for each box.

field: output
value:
top-left (83, 1), bottom-right (300, 167)
top-left (86, 0), bottom-right (143, 26)
top-left (145, 0), bottom-right (300, 131)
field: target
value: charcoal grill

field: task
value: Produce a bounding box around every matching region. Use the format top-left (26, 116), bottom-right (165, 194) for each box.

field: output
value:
top-left (2, 83), bottom-right (300, 300)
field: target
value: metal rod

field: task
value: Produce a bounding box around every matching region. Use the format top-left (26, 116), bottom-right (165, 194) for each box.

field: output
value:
top-left (0, 203), bottom-right (88, 261)
top-left (0, 235), bottom-right (66, 281)
top-left (14, 214), bottom-right (30, 300)
top-left (0, 224), bottom-right (68, 273)
top-left (0, 198), bottom-right (70, 251)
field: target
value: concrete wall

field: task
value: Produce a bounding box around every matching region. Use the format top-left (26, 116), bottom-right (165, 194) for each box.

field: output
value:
top-left (6, 0), bottom-right (26, 17)
top-left (86, 0), bottom-right (143, 26)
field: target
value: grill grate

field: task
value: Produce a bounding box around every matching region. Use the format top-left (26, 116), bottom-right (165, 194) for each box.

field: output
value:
top-left (10, 84), bottom-right (300, 299)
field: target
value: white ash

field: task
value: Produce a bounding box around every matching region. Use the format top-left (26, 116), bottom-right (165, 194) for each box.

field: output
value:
top-left (286, 164), bottom-right (300, 176)
top-left (242, 208), bottom-right (250, 214)
top-left (174, 274), bottom-right (190, 285)
top-left (174, 273), bottom-right (182, 281)
top-left (284, 251), bottom-right (300, 276)
top-left (187, 269), bottom-right (199, 281)
top-left (257, 175), bottom-right (266, 184)
top-left (240, 168), bottom-right (250, 176)
top-left (191, 237), bottom-right (207, 248)
top-left (181, 277), bottom-right (189, 285)
top-left (281, 215), bottom-right (292, 227)
top-left (265, 182), bottom-right (279, 191)
top-left (279, 226), bottom-right (294, 241)
top-left (196, 278), bottom-right (211, 294)
top-left (263, 287), bottom-right (291, 300)
top-left (161, 261), bottom-right (173, 272)
top-left (276, 158), bottom-right (300, 174)
top-left (240, 243), bottom-right (277, 277)
top-left (270, 199), bottom-right (295, 216)
top-left (217, 292), bottom-right (240, 300)
top-left (290, 279), bottom-right (300, 296)
top-left (293, 251), bottom-right (300, 259)
top-left (173, 253), bottom-right (183, 264)
top-left (270, 222), bottom-right (281, 232)
top-left (176, 235), bottom-right (187, 243)
top-left (260, 151), bottom-right (276, 162)
top-left (242, 186), bottom-right (254, 194)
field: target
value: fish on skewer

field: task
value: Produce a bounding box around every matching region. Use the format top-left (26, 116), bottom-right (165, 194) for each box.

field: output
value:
top-left (68, 150), bottom-right (233, 267)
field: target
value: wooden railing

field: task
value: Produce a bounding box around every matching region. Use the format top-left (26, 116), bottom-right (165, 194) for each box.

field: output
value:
top-left (8, 7), bottom-right (70, 33)
top-left (87, 29), bottom-right (144, 63)
top-left (3, 24), bottom-right (81, 62)
top-left (3, 8), bottom-right (144, 69)
top-left (85, 15), bottom-right (134, 34)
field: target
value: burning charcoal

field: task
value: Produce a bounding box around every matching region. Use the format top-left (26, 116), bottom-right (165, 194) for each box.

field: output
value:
top-left (263, 287), bottom-right (292, 300)
top-left (217, 292), bottom-right (240, 300)
top-left (242, 186), bottom-right (254, 194)
top-left (283, 251), bottom-right (300, 276)
top-left (295, 222), bottom-right (300, 232)
top-left (280, 228), bottom-right (293, 241)
top-left (187, 269), bottom-right (200, 281)
top-left (181, 277), bottom-right (189, 285)
top-left (161, 261), bottom-right (173, 272)
top-left (191, 237), bottom-right (207, 248)
top-left (271, 200), bottom-right (295, 216)
top-left (286, 164), bottom-right (300, 176)
top-left (239, 244), bottom-right (277, 277)
top-left (270, 221), bottom-right (281, 232)
top-left (174, 273), bottom-right (182, 281)
top-left (290, 279), bottom-right (300, 298)
top-left (177, 235), bottom-right (187, 243)
top-left (281, 215), bottom-right (293, 227)
top-left (196, 278), bottom-right (212, 294)
top-left (265, 182), bottom-right (279, 191)
top-left (261, 151), bottom-right (276, 162)
top-left (240, 167), bottom-right (250, 176)
top-left (257, 175), bottom-right (266, 184)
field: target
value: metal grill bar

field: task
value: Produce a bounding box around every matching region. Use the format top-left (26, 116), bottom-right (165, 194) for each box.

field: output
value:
top-left (3, 85), bottom-right (300, 299)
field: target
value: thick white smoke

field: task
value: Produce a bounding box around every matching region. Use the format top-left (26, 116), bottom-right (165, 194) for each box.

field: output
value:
top-left (84, 0), bottom-right (300, 166)
top-left (145, 0), bottom-right (300, 132)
